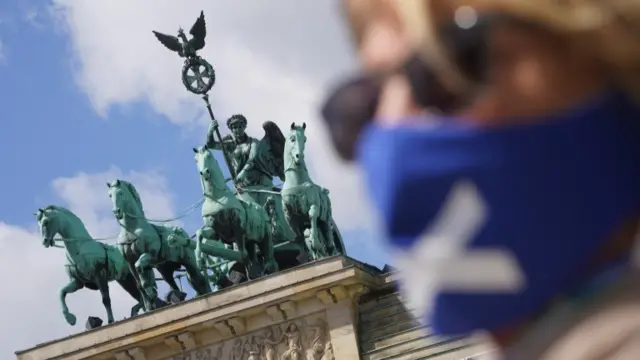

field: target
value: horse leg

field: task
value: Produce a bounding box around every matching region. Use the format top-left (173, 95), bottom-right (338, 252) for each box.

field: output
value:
top-left (60, 279), bottom-right (83, 326)
top-left (183, 258), bottom-right (212, 295)
top-left (284, 205), bottom-right (309, 262)
top-left (273, 194), bottom-right (295, 241)
top-left (321, 190), bottom-right (338, 255)
top-left (262, 196), bottom-right (279, 274)
top-left (195, 226), bottom-right (219, 289)
top-left (260, 230), bottom-right (279, 274)
top-left (178, 230), bottom-right (211, 296)
top-left (319, 217), bottom-right (337, 256)
top-left (157, 264), bottom-right (180, 293)
top-left (131, 303), bottom-right (144, 317)
top-left (245, 241), bottom-right (261, 280)
top-left (260, 233), bottom-right (278, 275)
top-left (247, 242), bottom-right (258, 266)
top-left (96, 275), bottom-right (115, 324)
top-left (135, 253), bottom-right (158, 309)
top-left (116, 272), bottom-right (148, 318)
top-left (235, 233), bottom-right (248, 262)
top-left (196, 226), bottom-right (216, 270)
top-left (125, 258), bottom-right (152, 312)
top-left (308, 205), bottom-right (327, 259)
top-left (157, 263), bottom-right (189, 304)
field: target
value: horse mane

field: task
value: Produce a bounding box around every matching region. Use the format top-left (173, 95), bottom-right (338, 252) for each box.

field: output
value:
top-left (43, 205), bottom-right (87, 232)
top-left (44, 205), bottom-right (81, 221)
top-left (119, 180), bottom-right (144, 213)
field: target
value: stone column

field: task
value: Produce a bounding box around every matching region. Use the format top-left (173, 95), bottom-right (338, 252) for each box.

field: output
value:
top-left (326, 299), bottom-right (359, 360)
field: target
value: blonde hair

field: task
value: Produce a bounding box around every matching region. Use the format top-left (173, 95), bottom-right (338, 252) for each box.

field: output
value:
top-left (344, 0), bottom-right (640, 98)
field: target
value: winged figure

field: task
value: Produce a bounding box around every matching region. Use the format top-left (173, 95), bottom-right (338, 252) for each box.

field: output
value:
top-left (259, 121), bottom-right (286, 181)
top-left (205, 117), bottom-right (286, 185)
top-left (152, 11), bottom-right (206, 58)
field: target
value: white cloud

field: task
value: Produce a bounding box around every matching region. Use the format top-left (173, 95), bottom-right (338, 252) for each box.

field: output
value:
top-left (0, 167), bottom-right (177, 358)
top-left (51, 0), bottom-right (374, 232)
top-left (24, 7), bottom-right (44, 28)
top-left (51, 166), bottom-right (178, 237)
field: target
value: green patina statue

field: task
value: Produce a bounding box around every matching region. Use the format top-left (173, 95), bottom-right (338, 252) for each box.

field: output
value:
top-left (282, 123), bottom-right (346, 260)
top-left (206, 116), bottom-right (297, 242)
top-left (153, 11), bottom-right (215, 95)
top-left (32, 11), bottom-right (353, 328)
top-left (191, 145), bottom-right (282, 279)
top-left (195, 239), bottom-right (234, 289)
top-left (35, 206), bottom-right (146, 325)
top-left (107, 179), bottom-right (211, 311)
top-left (166, 233), bottom-right (237, 289)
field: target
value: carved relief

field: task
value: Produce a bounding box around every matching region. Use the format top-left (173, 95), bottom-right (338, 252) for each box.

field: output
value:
top-left (166, 313), bottom-right (331, 360)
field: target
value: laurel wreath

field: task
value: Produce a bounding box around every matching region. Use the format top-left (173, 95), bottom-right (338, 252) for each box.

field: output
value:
top-left (181, 57), bottom-right (216, 95)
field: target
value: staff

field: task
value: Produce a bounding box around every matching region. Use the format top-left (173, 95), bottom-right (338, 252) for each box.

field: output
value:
top-left (151, 11), bottom-right (237, 188)
top-left (201, 94), bottom-right (238, 189)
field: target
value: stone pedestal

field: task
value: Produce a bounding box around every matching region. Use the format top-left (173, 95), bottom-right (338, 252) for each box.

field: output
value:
top-left (15, 257), bottom-right (376, 360)
top-left (14, 257), bottom-right (495, 360)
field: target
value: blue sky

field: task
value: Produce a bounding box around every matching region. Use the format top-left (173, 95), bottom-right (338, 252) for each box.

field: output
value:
top-left (0, 1), bottom-right (387, 263)
top-left (0, 1), bottom-right (390, 355)
top-left (0, 5), bottom-right (196, 224)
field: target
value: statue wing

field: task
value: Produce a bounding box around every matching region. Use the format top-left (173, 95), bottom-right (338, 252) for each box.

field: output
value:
top-left (260, 121), bottom-right (286, 181)
top-left (152, 31), bottom-right (183, 54)
top-left (189, 11), bottom-right (207, 51)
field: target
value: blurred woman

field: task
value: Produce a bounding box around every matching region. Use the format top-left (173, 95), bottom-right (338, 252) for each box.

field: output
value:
top-left (321, 0), bottom-right (640, 358)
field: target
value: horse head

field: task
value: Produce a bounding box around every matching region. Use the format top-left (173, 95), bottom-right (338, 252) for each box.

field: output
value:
top-left (35, 205), bottom-right (85, 248)
top-left (193, 145), bottom-right (228, 193)
top-left (285, 122), bottom-right (307, 170)
top-left (35, 206), bottom-right (61, 248)
top-left (107, 179), bottom-right (144, 221)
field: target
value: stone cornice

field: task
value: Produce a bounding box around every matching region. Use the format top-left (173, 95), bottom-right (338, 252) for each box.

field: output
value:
top-left (16, 256), bottom-right (383, 360)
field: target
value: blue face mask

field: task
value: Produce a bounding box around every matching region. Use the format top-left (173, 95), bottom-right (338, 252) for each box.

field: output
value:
top-left (357, 91), bottom-right (640, 335)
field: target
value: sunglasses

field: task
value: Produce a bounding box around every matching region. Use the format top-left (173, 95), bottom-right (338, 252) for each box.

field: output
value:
top-left (320, 13), bottom-right (519, 161)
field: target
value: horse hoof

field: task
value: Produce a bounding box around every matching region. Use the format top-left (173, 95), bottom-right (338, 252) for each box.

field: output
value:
top-left (296, 252), bottom-right (311, 264)
top-left (130, 303), bottom-right (144, 317)
top-left (64, 312), bottom-right (77, 326)
top-left (246, 264), bottom-right (263, 280)
top-left (263, 262), bottom-right (279, 275)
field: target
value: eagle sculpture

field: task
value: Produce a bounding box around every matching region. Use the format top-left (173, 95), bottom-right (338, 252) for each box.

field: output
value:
top-left (152, 11), bottom-right (206, 59)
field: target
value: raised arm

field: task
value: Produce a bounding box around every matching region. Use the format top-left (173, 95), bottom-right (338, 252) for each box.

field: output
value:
top-left (205, 120), bottom-right (223, 150)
